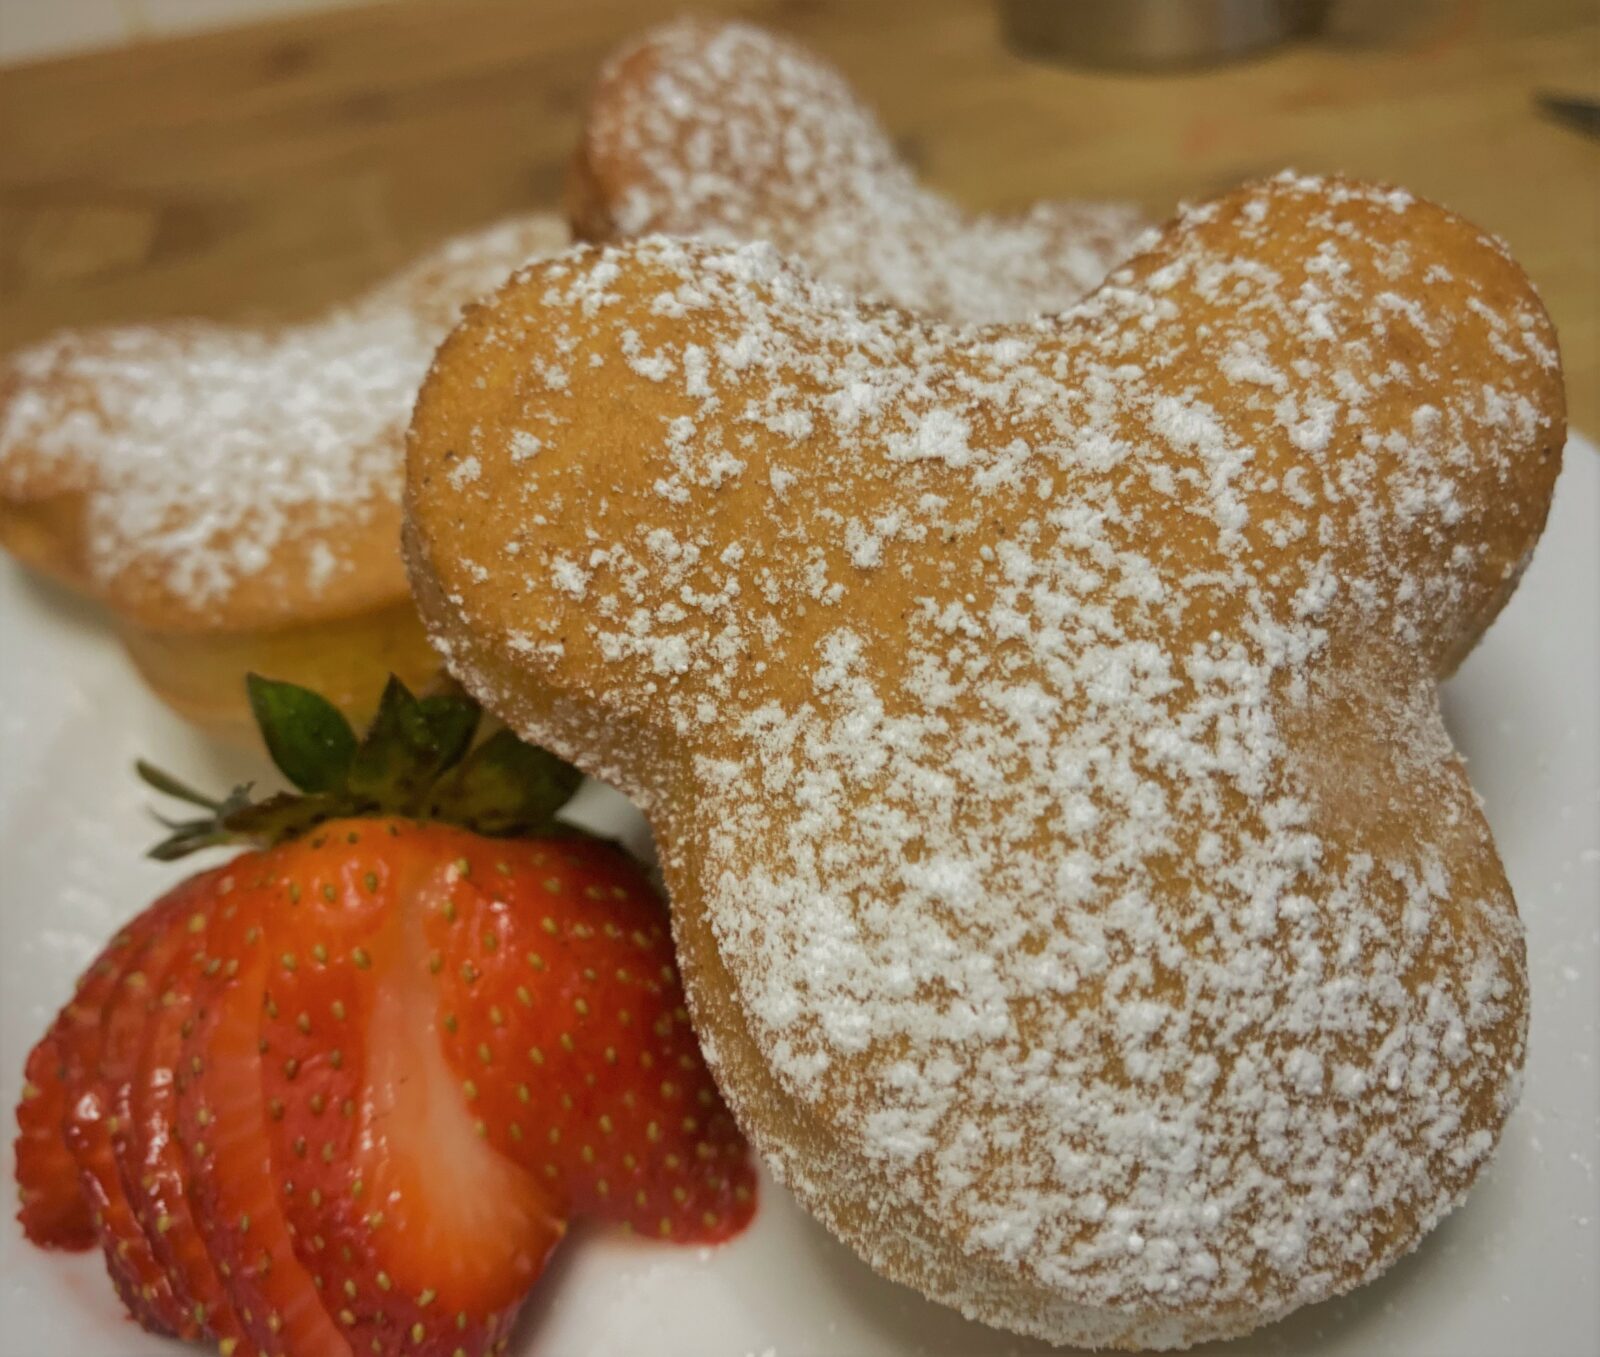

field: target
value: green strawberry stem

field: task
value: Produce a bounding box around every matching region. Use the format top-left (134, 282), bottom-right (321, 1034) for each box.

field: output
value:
top-left (139, 675), bottom-right (584, 860)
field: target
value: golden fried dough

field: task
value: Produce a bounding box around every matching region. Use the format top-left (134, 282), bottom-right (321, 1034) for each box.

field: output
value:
top-left (404, 174), bottom-right (1564, 1346)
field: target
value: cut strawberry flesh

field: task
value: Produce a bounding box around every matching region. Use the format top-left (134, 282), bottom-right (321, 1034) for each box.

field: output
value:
top-left (257, 827), bottom-right (562, 1356)
top-left (59, 886), bottom-right (201, 1337)
top-left (178, 889), bottom-right (352, 1357)
top-left (350, 917), bottom-right (560, 1352)
top-left (14, 1030), bottom-right (94, 1249)
top-left (119, 893), bottom-right (255, 1354)
top-left (98, 880), bottom-right (222, 1340)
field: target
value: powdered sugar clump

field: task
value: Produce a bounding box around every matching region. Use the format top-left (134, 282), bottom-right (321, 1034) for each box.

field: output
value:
top-left (581, 19), bottom-right (1150, 325)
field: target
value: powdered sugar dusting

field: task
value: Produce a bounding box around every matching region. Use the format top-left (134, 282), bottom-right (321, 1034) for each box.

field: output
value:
top-left (0, 213), bottom-right (569, 610)
top-left (412, 172), bottom-right (1562, 1346)
top-left (580, 19), bottom-right (1150, 324)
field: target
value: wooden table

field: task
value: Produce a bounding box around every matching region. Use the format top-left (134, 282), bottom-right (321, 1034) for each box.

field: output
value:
top-left (1, 0), bottom-right (1594, 429)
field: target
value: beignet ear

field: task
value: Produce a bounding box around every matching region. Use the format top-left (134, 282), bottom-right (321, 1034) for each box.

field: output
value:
top-left (569, 17), bottom-right (1149, 323)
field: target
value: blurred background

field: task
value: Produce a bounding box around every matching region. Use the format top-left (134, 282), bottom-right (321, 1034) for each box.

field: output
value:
top-left (0, 0), bottom-right (1594, 427)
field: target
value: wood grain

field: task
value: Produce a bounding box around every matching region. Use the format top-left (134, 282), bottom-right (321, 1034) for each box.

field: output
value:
top-left (0, 0), bottom-right (1594, 428)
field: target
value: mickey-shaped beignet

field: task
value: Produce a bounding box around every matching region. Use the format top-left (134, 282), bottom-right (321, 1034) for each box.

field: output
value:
top-left (0, 213), bottom-right (568, 739)
top-left (404, 173), bottom-right (1564, 1347)
top-left (568, 18), bottom-right (1149, 324)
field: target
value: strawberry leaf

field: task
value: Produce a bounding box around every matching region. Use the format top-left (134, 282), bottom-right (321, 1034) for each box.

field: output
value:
top-left (147, 820), bottom-right (235, 861)
top-left (138, 674), bottom-right (589, 856)
top-left (222, 791), bottom-right (346, 845)
top-left (146, 783), bottom-right (257, 860)
top-left (345, 677), bottom-right (432, 804)
top-left (135, 760), bottom-right (223, 811)
top-left (247, 675), bottom-right (357, 794)
top-left (345, 678), bottom-right (479, 810)
top-left (416, 694), bottom-right (481, 775)
top-left (434, 730), bottom-right (584, 836)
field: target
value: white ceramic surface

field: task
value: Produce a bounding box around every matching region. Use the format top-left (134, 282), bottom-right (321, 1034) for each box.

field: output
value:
top-left (1, 441), bottom-right (1595, 1357)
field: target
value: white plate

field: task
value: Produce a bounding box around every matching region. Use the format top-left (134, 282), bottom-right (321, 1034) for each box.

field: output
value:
top-left (2, 441), bottom-right (1596, 1357)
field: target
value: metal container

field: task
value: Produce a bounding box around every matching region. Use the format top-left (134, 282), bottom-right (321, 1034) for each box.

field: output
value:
top-left (1000, 0), bottom-right (1330, 71)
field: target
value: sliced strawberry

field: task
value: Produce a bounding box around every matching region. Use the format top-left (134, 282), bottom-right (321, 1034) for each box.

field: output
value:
top-left (17, 677), bottom-right (759, 1356)
top-left (99, 875), bottom-right (229, 1340)
top-left (57, 886), bottom-right (201, 1337)
top-left (118, 888), bottom-right (255, 1355)
top-left (14, 1029), bottom-right (94, 1249)
top-left (176, 869), bottom-right (352, 1357)
top-left (428, 835), bottom-right (757, 1242)
top-left (257, 824), bottom-right (561, 1357)
top-left (18, 942), bottom-right (134, 1259)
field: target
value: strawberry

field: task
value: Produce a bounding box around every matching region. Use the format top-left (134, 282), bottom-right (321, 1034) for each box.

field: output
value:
top-left (14, 675), bottom-right (757, 1356)
top-left (56, 880), bottom-right (202, 1338)
top-left (252, 825), bottom-right (560, 1357)
top-left (179, 917), bottom-right (349, 1357)
top-left (118, 891), bottom-right (255, 1355)
top-left (15, 1031), bottom-right (93, 1249)
top-left (426, 837), bottom-right (752, 1240)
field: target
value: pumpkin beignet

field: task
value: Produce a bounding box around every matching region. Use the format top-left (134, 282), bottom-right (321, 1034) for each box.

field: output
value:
top-left (569, 18), bottom-right (1149, 324)
top-left (403, 174), bottom-right (1564, 1347)
top-left (0, 213), bottom-right (568, 739)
